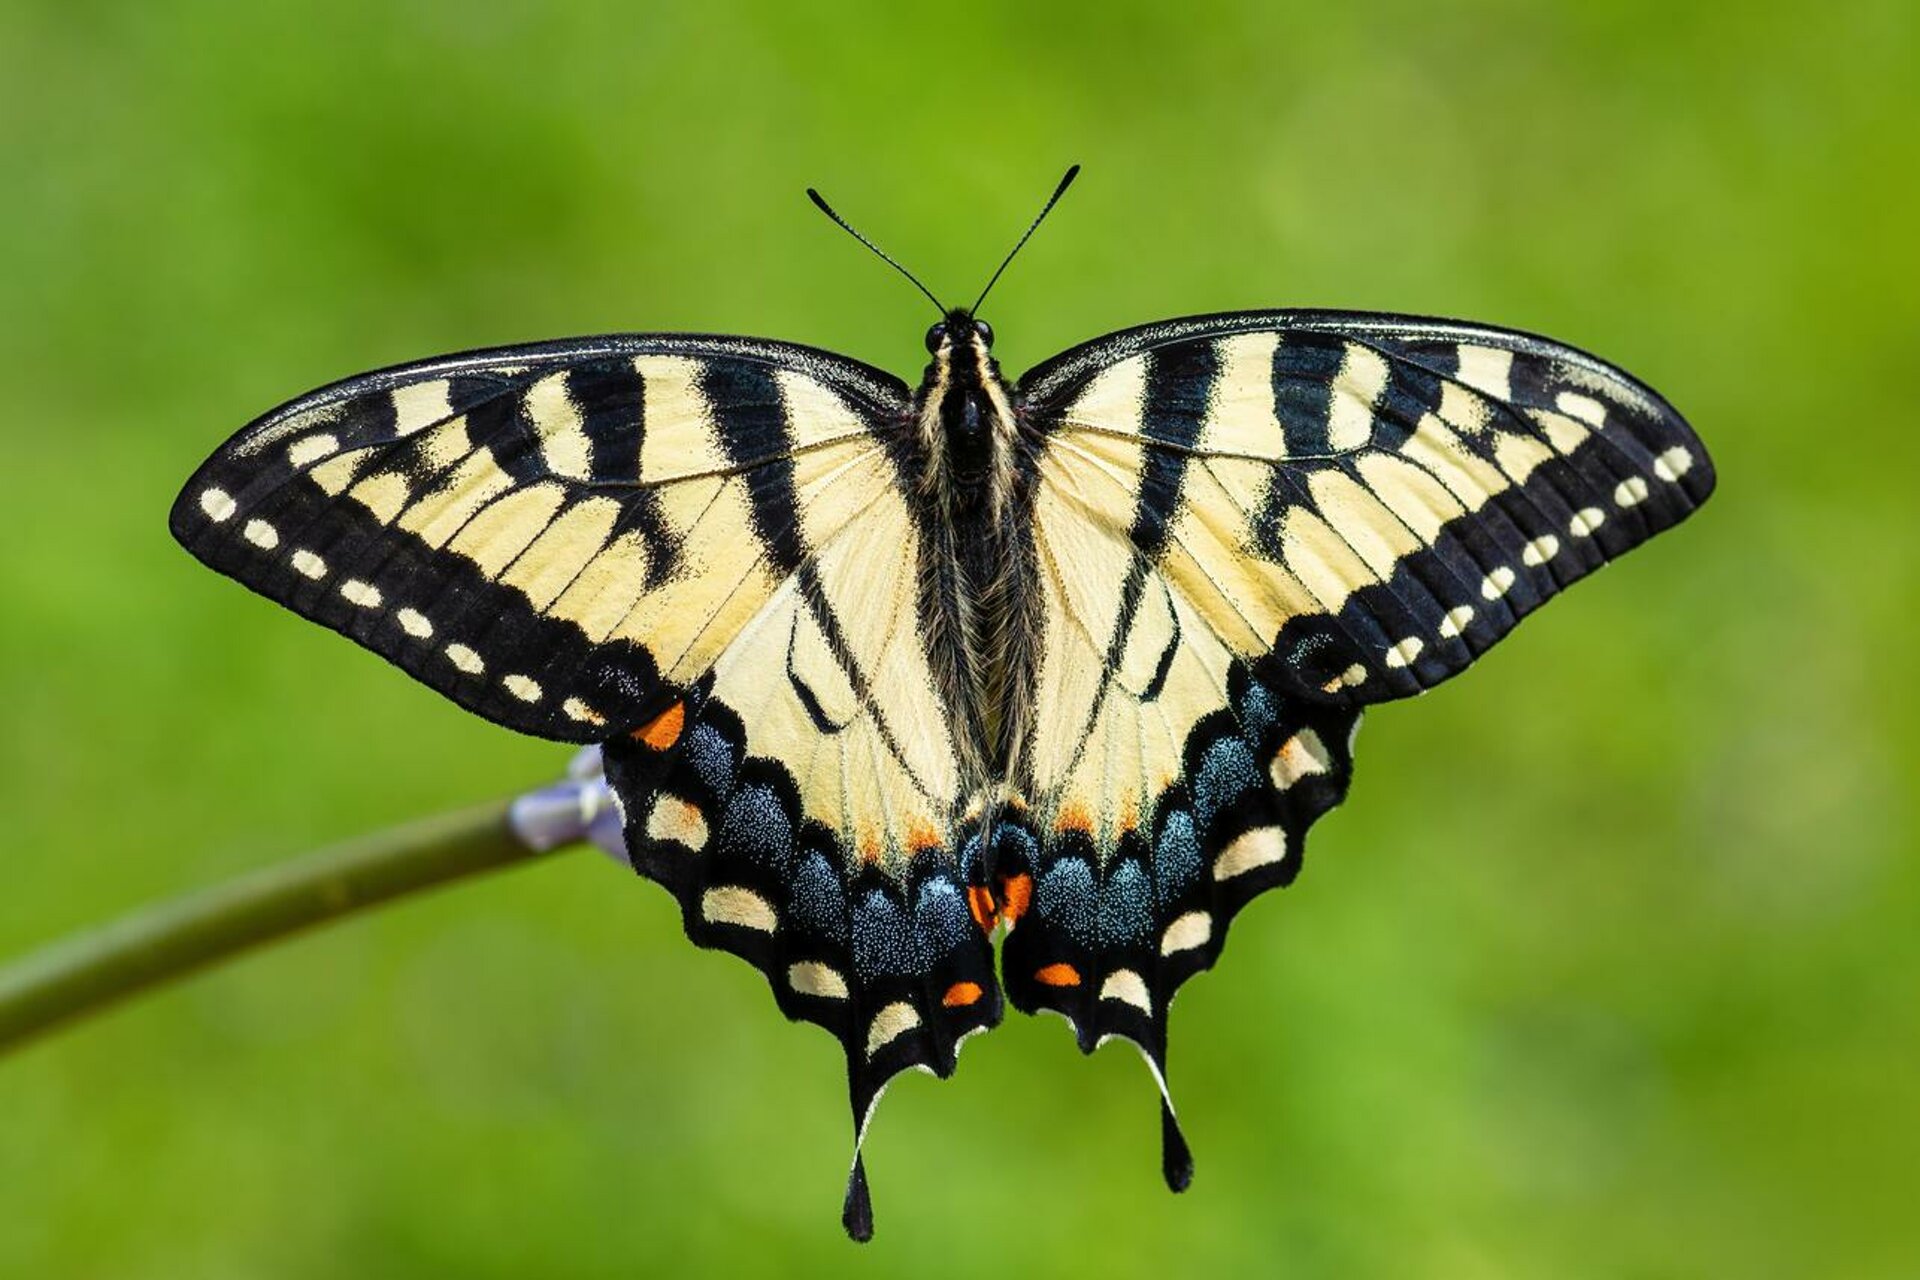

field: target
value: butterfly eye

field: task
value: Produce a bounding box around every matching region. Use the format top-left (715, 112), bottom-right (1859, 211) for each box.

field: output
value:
top-left (924, 324), bottom-right (946, 355)
top-left (973, 319), bottom-right (994, 347)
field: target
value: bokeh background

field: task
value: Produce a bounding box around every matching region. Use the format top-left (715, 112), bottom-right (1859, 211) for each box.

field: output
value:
top-left (4, 2), bottom-right (1916, 1275)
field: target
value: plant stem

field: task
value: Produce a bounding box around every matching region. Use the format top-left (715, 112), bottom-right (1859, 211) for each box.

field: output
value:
top-left (0, 800), bottom-right (568, 1057)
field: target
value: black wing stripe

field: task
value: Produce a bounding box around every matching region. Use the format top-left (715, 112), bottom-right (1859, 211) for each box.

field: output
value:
top-left (705, 362), bottom-right (805, 577)
top-left (1085, 343), bottom-right (1218, 739)
top-left (1272, 336), bottom-right (1342, 456)
top-left (567, 359), bottom-right (646, 480)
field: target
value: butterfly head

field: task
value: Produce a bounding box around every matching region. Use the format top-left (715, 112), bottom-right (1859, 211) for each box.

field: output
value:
top-left (808, 168), bottom-right (1077, 498)
top-left (925, 310), bottom-right (994, 356)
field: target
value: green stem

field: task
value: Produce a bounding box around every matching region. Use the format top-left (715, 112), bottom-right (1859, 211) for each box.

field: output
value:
top-left (0, 800), bottom-right (569, 1057)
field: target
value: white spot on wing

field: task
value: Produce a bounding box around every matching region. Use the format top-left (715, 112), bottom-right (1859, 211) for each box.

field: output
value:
top-left (646, 794), bottom-right (708, 850)
top-left (1270, 729), bottom-right (1332, 789)
top-left (702, 885), bottom-right (776, 933)
top-left (290, 549), bottom-right (326, 579)
top-left (1522, 535), bottom-right (1560, 566)
top-left (1615, 476), bottom-right (1650, 507)
top-left (445, 643), bottom-right (483, 674)
top-left (865, 1001), bottom-right (921, 1058)
top-left (1213, 826), bottom-right (1287, 880)
top-left (1098, 969), bottom-right (1151, 1014)
top-left (1481, 566), bottom-right (1517, 599)
top-left (1439, 604), bottom-right (1475, 638)
top-left (287, 433), bottom-right (340, 467)
top-left (502, 674), bottom-right (542, 702)
top-left (1569, 507), bottom-right (1605, 537)
top-left (561, 696), bottom-right (604, 726)
top-left (1385, 637), bottom-right (1424, 668)
top-left (242, 519), bottom-right (278, 549)
top-left (1160, 911), bottom-right (1213, 956)
top-left (1653, 446), bottom-right (1693, 482)
top-left (339, 579), bottom-right (382, 608)
top-left (199, 488), bottom-right (236, 522)
top-left (396, 608), bottom-right (432, 638)
top-left (1319, 662), bottom-right (1369, 694)
top-left (788, 961), bottom-right (849, 1000)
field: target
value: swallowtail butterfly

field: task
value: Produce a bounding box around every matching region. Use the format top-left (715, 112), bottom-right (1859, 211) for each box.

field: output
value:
top-left (172, 168), bottom-right (1714, 1239)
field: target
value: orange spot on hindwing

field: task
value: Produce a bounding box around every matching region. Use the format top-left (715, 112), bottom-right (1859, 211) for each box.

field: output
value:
top-left (942, 981), bottom-right (984, 1008)
top-left (967, 872), bottom-right (1033, 934)
top-left (997, 873), bottom-right (1033, 925)
top-left (632, 700), bottom-right (686, 751)
top-left (1035, 963), bottom-right (1082, 987)
top-left (967, 885), bottom-right (999, 933)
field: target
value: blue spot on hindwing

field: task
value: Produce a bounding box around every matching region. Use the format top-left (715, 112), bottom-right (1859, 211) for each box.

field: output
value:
top-left (1154, 810), bottom-right (1201, 904)
top-left (1237, 676), bottom-right (1281, 742)
top-left (718, 783), bottom-right (791, 871)
top-left (914, 878), bottom-right (970, 959)
top-left (789, 852), bottom-right (846, 938)
top-left (1193, 737), bottom-right (1259, 832)
top-left (853, 890), bottom-right (916, 980)
top-left (1097, 860), bottom-right (1152, 946)
top-left (683, 724), bottom-right (737, 795)
top-left (1036, 858), bottom-right (1096, 947)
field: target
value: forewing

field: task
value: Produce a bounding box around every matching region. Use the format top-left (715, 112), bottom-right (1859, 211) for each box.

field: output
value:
top-left (1021, 310), bottom-right (1715, 702)
top-left (172, 334), bottom-right (912, 739)
top-left (1010, 310), bottom-right (1714, 1180)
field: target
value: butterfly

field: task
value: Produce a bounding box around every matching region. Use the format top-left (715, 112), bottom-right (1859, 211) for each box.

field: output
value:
top-left (170, 167), bottom-right (1714, 1240)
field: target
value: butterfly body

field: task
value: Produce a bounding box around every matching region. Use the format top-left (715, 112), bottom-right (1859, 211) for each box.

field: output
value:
top-left (908, 310), bottom-right (1043, 799)
top-left (173, 196), bottom-right (1713, 1240)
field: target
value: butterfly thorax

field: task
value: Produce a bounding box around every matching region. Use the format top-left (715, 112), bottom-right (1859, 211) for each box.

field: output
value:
top-left (911, 312), bottom-right (1041, 800)
top-left (913, 312), bottom-right (1018, 510)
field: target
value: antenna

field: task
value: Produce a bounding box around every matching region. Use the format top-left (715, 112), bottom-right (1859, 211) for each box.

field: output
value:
top-left (969, 164), bottom-right (1080, 316)
top-left (806, 187), bottom-right (946, 316)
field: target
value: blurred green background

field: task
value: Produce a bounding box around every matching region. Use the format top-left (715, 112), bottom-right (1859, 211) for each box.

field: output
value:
top-left (3, 1), bottom-right (1916, 1275)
